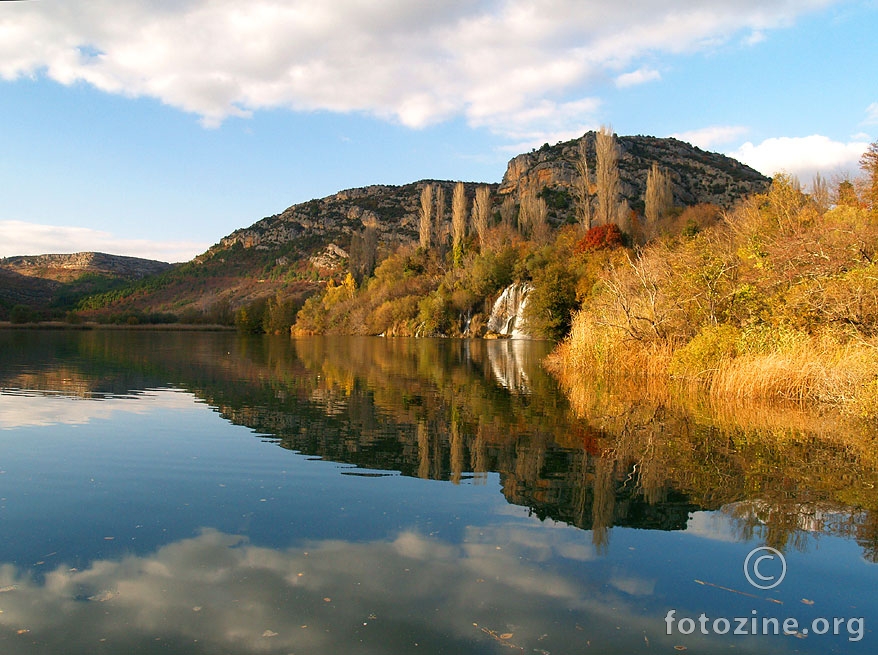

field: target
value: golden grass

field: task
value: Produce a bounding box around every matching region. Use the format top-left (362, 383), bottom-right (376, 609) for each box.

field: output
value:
top-left (707, 339), bottom-right (878, 412)
top-left (550, 307), bottom-right (878, 420)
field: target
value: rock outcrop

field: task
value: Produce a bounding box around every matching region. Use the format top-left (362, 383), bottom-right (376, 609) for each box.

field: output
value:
top-left (208, 134), bottom-right (769, 272)
top-left (498, 132), bottom-right (770, 212)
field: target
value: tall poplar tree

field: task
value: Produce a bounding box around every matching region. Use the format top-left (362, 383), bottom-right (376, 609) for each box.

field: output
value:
top-left (451, 181), bottom-right (467, 266)
top-left (419, 184), bottom-right (433, 250)
top-left (595, 126), bottom-right (620, 226)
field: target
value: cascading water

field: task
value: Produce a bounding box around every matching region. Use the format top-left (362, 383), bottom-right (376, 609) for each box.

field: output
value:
top-left (486, 282), bottom-right (534, 338)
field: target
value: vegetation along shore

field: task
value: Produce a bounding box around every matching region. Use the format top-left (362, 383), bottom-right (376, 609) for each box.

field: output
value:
top-left (3, 130), bottom-right (877, 413)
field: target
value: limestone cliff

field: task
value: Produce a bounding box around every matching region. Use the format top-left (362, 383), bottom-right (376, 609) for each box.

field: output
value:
top-left (498, 132), bottom-right (770, 212)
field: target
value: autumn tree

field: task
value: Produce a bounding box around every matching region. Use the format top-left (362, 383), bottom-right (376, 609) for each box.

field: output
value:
top-left (434, 184), bottom-right (447, 254)
top-left (595, 125), bottom-right (620, 227)
top-left (644, 163), bottom-right (673, 239)
top-left (471, 185), bottom-right (491, 251)
top-left (810, 173), bottom-right (830, 213)
top-left (349, 226), bottom-right (378, 284)
top-left (451, 181), bottom-right (468, 266)
top-left (419, 183), bottom-right (433, 250)
top-left (574, 136), bottom-right (593, 230)
top-left (861, 140), bottom-right (878, 213)
top-left (519, 193), bottom-right (549, 243)
top-left (837, 179), bottom-right (859, 208)
top-left (499, 196), bottom-right (516, 230)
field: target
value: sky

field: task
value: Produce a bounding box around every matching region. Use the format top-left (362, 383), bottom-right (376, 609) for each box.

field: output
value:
top-left (1, 0), bottom-right (876, 263)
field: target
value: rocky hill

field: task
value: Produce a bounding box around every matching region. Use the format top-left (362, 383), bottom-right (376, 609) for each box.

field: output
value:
top-left (498, 132), bottom-right (769, 211)
top-left (213, 133), bottom-right (768, 261)
top-left (2, 252), bottom-right (172, 282)
top-left (14, 133), bottom-right (770, 322)
top-left (209, 181), bottom-right (493, 259)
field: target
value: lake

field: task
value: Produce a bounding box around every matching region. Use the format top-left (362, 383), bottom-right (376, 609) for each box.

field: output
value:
top-left (0, 330), bottom-right (876, 654)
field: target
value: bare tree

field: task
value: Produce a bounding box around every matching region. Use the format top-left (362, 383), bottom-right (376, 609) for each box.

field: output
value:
top-left (644, 163), bottom-right (673, 238)
top-left (519, 193), bottom-right (549, 242)
top-left (499, 196), bottom-right (517, 230)
top-left (349, 226), bottom-right (378, 284)
top-left (810, 173), bottom-right (830, 213)
top-left (574, 137), bottom-right (593, 230)
top-left (471, 185), bottom-right (491, 250)
top-left (419, 184), bottom-right (433, 250)
top-left (595, 125), bottom-right (620, 226)
top-left (451, 181), bottom-right (467, 265)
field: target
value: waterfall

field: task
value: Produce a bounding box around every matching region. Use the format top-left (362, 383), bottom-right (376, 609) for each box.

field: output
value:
top-left (486, 282), bottom-right (534, 339)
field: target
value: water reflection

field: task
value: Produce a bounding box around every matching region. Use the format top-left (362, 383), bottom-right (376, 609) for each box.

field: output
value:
top-left (0, 523), bottom-right (797, 655)
top-left (2, 330), bottom-right (878, 561)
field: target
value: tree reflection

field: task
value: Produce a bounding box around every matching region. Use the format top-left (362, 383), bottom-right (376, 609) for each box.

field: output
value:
top-left (3, 330), bottom-right (878, 558)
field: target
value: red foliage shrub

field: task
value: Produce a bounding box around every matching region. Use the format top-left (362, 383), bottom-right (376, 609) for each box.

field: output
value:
top-left (575, 223), bottom-right (625, 253)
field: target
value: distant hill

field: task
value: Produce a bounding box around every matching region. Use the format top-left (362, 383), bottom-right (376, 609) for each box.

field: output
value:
top-left (8, 133), bottom-right (770, 322)
top-left (2, 252), bottom-right (172, 282)
top-left (0, 252), bottom-right (173, 320)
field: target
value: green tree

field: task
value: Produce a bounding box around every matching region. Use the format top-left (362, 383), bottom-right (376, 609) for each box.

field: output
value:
top-left (523, 261), bottom-right (578, 340)
top-left (349, 226), bottom-right (378, 284)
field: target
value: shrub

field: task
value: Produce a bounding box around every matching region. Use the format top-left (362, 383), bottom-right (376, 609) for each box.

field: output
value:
top-left (669, 324), bottom-right (740, 378)
top-left (10, 304), bottom-right (36, 324)
top-left (575, 223), bottom-right (625, 252)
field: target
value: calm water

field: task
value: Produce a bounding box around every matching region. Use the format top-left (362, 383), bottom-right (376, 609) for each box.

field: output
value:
top-left (0, 330), bottom-right (876, 654)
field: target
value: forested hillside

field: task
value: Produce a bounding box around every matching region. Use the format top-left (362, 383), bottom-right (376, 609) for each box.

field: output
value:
top-left (48, 130), bottom-right (768, 331)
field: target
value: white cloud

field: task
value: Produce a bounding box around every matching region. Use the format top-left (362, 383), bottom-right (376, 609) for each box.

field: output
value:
top-left (0, 0), bottom-right (837, 142)
top-left (672, 125), bottom-right (749, 149)
top-left (730, 134), bottom-right (869, 180)
top-left (865, 102), bottom-right (878, 125)
top-left (615, 67), bottom-right (661, 88)
top-left (743, 29), bottom-right (767, 45)
top-left (0, 220), bottom-right (207, 262)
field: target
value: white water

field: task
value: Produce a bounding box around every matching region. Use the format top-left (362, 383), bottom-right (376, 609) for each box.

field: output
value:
top-left (486, 282), bottom-right (533, 338)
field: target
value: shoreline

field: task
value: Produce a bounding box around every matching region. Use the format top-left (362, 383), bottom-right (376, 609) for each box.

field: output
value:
top-left (0, 321), bottom-right (236, 331)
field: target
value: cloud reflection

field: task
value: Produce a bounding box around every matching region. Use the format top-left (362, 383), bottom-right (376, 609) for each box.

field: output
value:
top-left (0, 389), bottom-right (201, 430)
top-left (0, 527), bottom-right (698, 655)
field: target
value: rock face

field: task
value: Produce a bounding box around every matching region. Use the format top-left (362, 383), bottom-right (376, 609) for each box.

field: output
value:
top-left (205, 134), bottom-right (769, 268)
top-left (498, 132), bottom-right (770, 212)
top-left (209, 181), bottom-right (495, 261)
top-left (487, 282), bottom-right (534, 338)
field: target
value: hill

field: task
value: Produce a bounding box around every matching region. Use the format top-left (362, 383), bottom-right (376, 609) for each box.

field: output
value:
top-left (0, 252), bottom-right (173, 321)
top-left (498, 132), bottom-right (769, 211)
top-left (14, 133), bottom-right (770, 325)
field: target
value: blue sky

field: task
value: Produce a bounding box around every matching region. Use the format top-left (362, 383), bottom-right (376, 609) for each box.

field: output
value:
top-left (1, 0), bottom-right (876, 262)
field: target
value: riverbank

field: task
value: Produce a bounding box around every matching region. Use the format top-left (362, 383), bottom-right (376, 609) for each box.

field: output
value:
top-left (0, 321), bottom-right (236, 331)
